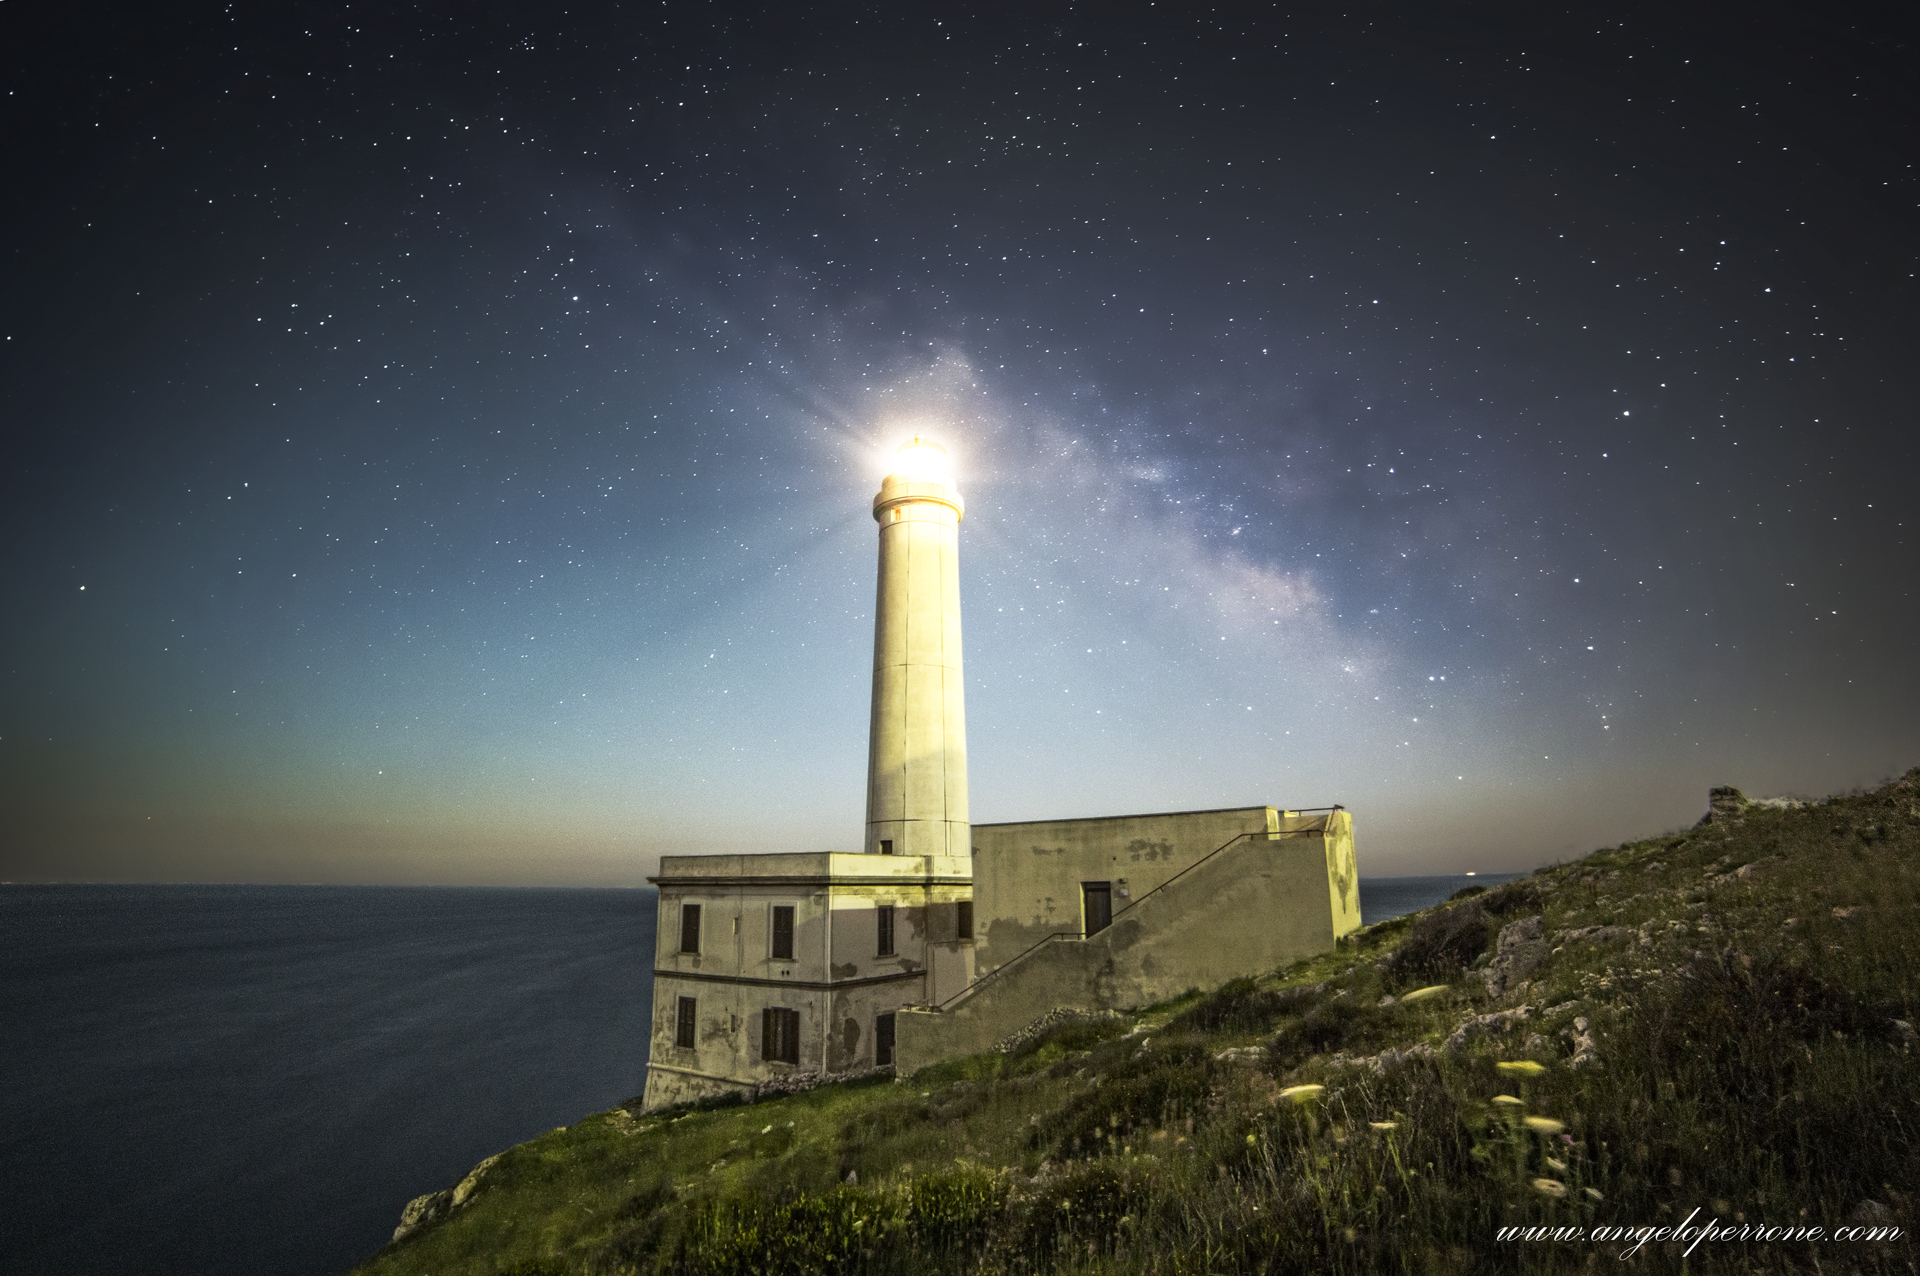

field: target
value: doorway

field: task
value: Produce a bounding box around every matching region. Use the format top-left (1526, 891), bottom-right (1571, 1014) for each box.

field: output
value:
top-left (1082, 882), bottom-right (1113, 936)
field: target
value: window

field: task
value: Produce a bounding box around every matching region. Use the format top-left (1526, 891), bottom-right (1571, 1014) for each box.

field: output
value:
top-left (771, 905), bottom-right (795, 960)
top-left (1082, 882), bottom-right (1112, 937)
top-left (675, 996), bottom-right (697, 1050)
top-left (875, 1012), bottom-right (897, 1067)
top-left (876, 904), bottom-right (896, 956)
top-left (679, 903), bottom-right (701, 954)
top-left (762, 1007), bottom-right (801, 1064)
top-left (878, 839), bottom-right (894, 856)
top-left (956, 900), bottom-right (973, 940)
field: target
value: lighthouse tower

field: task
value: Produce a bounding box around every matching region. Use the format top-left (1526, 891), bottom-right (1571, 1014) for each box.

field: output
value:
top-left (864, 437), bottom-right (969, 859)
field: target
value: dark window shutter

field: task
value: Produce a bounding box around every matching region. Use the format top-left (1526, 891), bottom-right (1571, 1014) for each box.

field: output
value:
top-left (771, 905), bottom-right (795, 960)
top-left (783, 1008), bottom-right (801, 1064)
top-left (680, 904), bottom-right (701, 954)
top-left (876, 904), bottom-right (895, 956)
top-left (875, 1012), bottom-right (896, 1067)
top-left (675, 996), bottom-right (697, 1049)
top-left (956, 900), bottom-right (973, 940)
top-left (761, 1007), bottom-right (776, 1062)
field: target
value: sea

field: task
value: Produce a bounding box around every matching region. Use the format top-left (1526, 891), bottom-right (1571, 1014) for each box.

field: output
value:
top-left (1, 874), bottom-right (1509, 1275)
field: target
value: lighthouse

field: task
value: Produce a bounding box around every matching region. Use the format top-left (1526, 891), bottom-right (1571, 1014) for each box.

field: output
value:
top-left (641, 429), bottom-right (1356, 1109)
top-left (864, 437), bottom-right (970, 860)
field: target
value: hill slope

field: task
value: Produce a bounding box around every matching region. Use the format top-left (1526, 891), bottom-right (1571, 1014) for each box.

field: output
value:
top-left (353, 771), bottom-right (1919, 1275)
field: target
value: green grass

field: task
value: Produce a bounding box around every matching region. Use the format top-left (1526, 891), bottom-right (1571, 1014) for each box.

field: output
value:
top-left (353, 770), bottom-right (1920, 1274)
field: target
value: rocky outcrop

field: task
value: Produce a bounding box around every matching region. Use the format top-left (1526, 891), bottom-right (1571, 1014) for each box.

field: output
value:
top-left (1483, 915), bottom-right (1546, 1000)
top-left (392, 1189), bottom-right (452, 1243)
top-left (390, 1152), bottom-right (502, 1243)
top-left (1444, 1004), bottom-right (1535, 1053)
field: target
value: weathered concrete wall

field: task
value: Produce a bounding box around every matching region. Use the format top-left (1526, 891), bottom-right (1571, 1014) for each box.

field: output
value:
top-left (1321, 809), bottom-right (1361, 940)
top-left (969, 807), bottom-right (1279, 969)
top-left (896, 823), bottom-right (1351, 1074)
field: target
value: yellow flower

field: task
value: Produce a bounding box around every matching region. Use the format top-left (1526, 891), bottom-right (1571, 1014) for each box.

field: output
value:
top-left (1497, 1060), bottom-right (1548, 1077)
top-left (1491, 1095), bottom-right (1525, 1106)
top-left (1584, 1187), bottom-right (1604, 1201)
top-left (1524, 1116), bottom-right (1565, 1136)
top-left (1401, 985), bottom-right (1449, 1002)
top-left (1532, 1178), bottom-right (1568, 1198)
top-left (1278, 1084), bottom-right (1325, 1103)
top-left (1369, 1121), bottom-right (1398, 1131)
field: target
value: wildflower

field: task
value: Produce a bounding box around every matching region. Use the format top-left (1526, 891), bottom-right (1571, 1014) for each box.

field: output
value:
top-left (1369, 1121), bottom-right (1398, 1131)
top-left (1584, 1187), bottom-right (1604, 1201)
top-left (1546, 1157), bottom-right (1568, 1172)
top-left (1497, 1060), bottom-right (1548, 1077)
top-left (1278, 1084), bottom-right (1325, 1103)
top-left (1532, 1178), bottom-right (1568, 1198)
top-left (1524, 1116), bottom-right (1565, 1136)
top-left (1401, 985), bottom-right (1449, 1002)
top-left (1491, 1095), bottom-right (1525, 1107)
top-left (1246, 1133), bottom-right (1258, 1146)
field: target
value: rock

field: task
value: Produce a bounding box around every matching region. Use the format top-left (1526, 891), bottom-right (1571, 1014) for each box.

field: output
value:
top-left (1850, 1199), bottom-right (1894, 1225)
top-left (1551, 924), bottom-right (1626, 948)
top-left (1569, 1016), bottom-right (1599, 1070)
top-left (1214, 1045), bottom-right (1266, 1064)
top-left (451, 1153), bottom-right (501, 1208)
top-left (1484, 916), bottom-right (1546, 1000)
top-left (1328, 1042), bottom-right (1436, 1075)
top-left (1443, 1005), bottom-right (1534, 1053)
top-left (392, 1189), bottom-right (452, 1243)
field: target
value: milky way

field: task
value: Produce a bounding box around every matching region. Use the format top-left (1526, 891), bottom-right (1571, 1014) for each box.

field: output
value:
top-left (3, 3), bottom-right (1914, 882)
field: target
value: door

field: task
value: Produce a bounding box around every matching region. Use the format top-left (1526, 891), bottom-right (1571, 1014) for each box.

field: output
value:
top-left (1082, 882), bottom-right (1113, 936)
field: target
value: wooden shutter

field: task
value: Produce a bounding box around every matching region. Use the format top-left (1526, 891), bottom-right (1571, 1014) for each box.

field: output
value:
top-left (680, 904), bottom-right (701, 954)
top-left (771, 905), bottom-right (795, 960)
top-left (876, 904), bottom-right (895, 956)
top-left (675, 996), bottom-right (696, 1049)
top-left (956, 900), bottom-right (973, 940)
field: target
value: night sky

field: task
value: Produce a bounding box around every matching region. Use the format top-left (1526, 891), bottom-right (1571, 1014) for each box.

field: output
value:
top-left (4, 2), bottom-right (1916, 884)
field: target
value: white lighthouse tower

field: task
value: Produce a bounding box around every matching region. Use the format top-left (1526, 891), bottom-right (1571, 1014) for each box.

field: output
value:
top-left (864, 437), bottom-right (970, 860)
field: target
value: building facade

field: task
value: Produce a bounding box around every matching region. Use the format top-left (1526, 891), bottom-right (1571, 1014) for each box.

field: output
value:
top-left (641, 437), bottom-right (1360, 1109)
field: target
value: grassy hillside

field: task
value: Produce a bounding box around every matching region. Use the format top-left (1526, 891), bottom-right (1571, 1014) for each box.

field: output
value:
top-left (353, 771), bottom-right (1919, 1275)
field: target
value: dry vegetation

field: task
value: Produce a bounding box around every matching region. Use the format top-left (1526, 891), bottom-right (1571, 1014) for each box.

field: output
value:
top-left (353, 769), bottom-right (1920, 1275)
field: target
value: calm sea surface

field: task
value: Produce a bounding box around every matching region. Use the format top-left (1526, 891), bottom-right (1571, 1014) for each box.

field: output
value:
top-left (1, 885), bottom-right (657, 1276)
top-left (1358, 873), bottom-right (1524, 927)
top-left (1, 874), bottom-right (1495, 1275)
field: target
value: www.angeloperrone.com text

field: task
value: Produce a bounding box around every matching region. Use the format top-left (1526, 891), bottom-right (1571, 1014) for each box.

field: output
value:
top-left (1498, 1209), bottom-right (1903, 1259)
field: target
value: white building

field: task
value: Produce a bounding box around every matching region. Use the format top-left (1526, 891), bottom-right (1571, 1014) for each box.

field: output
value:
top-left (640, 438), bottom-right (1360, 1109)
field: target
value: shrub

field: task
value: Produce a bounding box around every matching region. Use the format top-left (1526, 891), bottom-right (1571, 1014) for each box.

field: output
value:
top-left (1380, 904), bottom-right (1495, 985)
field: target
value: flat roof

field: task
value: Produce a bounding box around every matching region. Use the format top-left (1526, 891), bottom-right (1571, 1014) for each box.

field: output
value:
top-left (972, 805), bottom-right (1291, 829)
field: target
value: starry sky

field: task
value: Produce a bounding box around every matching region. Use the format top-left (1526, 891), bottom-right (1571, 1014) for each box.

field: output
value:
top-left (4, 2), bottom-right (1916, 884)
